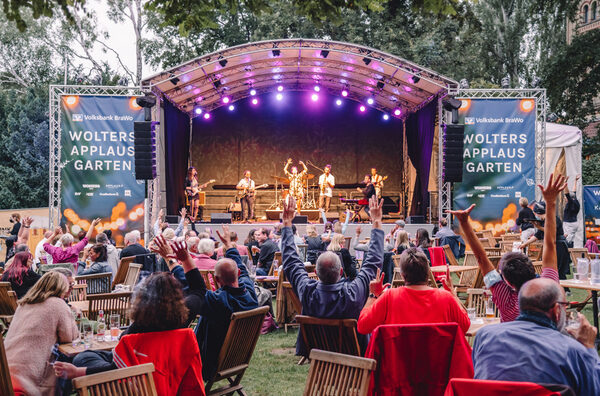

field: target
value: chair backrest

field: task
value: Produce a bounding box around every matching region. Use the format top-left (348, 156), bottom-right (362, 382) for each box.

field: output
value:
top-left (457, 266), bottom-right (479, 289)
top-left (392, 267), bottom-right (405, 288)
top-left (466, 288), bottom-right (498, 317)
top-left (463, 251), bottom-right (477, 267)
top-left (445, 377), bottom-right (575, 396)
top-left (499, 241), bottom-right (514, 253)
top-left (427, 267), bottom-right (438, 288)
top-left (123, 263), bottom-right (142, 288)
top-left (484, 247), bottom-right (502, 257)
top-left (479, 238), bottom-right (492, 248)
top-left (296, 315), bottom-right (361, 356)
top-left (76, 272), bottom-right (112, 295)
top-left (269, 252), bottom-right (283, 276)
top-left (482, 230), bottom-right (497, 246)
top-left (72, 363), bottom-right (157, 396)
top-left (87, 292), bottom-right (132, 327)
top-left (532, 261), bottom-right (543, 275)
top-left (527, 242), bottom-right (543, 261)
top-left (112, 256), bottom-right (135, 289)
top-left (68, 283), bottom-right (88, 302)
top-left (344, 236), bottom-right (352, 250)
top-left (39, 263), bottom-right (75, 276)
top-left (213, 306), bottom-right (269, 377)
top-left (0, 335), bottom-right (13, 396)
top-left (303, 349), bottom-right (376, 396)
top-left (569, 248), bottom-right (590, 266)
top-left (0, 283), bottom-right (17, 316)
top-left (198, 269), bottom-right (217, 291)
top-left (442, 245), bottom-right (459, 266)
top-left (501, 233), bottom-right (521, 241)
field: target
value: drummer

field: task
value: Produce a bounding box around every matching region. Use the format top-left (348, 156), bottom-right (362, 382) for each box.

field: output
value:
top-left (284, 158), bottom-right (307, 212)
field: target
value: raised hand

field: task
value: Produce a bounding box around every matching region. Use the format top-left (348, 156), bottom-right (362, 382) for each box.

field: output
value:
top-left (91, 218), bottom-right (101, 227)
top-left (567, 313), bottom-right (598, 349)
top-left (447, 204), bottom-right (476, 223)
top-left (216, 225), bottom-right (234, 250)
top-left (440, 265), bottom-right (454, 293)
top-left (369, 268), bottom-right (390, 297)
top-left (171, 240), bottom-right (191, 263)
top-left (539, 173), bottom-right (567, 204)
top-left (180, 207), bottom-right (187, 218)
top-left (282, 196), bottom-right (296, 226)
top-left (368, 195), bottom-right (384, 225)
top-left (149, 235), bottom-right (175, 260)
top-left (158, 209), bottom-right (164, 220)
top-left (54, 226), bottom-right (63, 234)
top-left (22, 216), bottom-right (33, 227)
top-left (355, 225), bottom-right (362, 235)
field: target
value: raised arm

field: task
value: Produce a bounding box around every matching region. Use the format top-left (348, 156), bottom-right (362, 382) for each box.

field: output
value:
top-left (85, 218), bottom-right (101, 241)
top-left (16, 216), bottom-right (33, 245)
top-left (44, 226), bottom-right (63, 253)
top-left (299, 160), bottom-right (308, 173)
top-left (174, 208), bottom-right (187, 237)
top-left (448, 204), bottom-right (495, 276)
top-left (284, 158), bottom-right (291, 175)
top-left (341, 209), bottom-right (350, 234)
top-left (539, 174), bottom-right (567, 271)
top-left (281, 196), bottom-right (310, 299)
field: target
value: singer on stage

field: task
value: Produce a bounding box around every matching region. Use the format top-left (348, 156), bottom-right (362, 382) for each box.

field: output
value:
top-left (318, 164), bottom-right (335, 212)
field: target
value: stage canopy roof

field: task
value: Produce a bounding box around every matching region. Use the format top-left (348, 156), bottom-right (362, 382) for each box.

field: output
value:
top-left (141, 39), bottom-right (458, 118)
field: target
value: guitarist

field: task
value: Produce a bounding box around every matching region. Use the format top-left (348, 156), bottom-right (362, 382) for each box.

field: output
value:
top-left (236, 170), bottom-right (256, 222)
top-left (318, 164), bottom-right (335, 212)
top-left (370, 168), bottom-right (386, 198)
top-left (186, 167), bottom-right (212, 222)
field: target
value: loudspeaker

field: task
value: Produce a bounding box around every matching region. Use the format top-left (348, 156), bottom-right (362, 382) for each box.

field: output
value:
top-left (211, 213), bottom-right (232, 224)
top-left (165, 215), bottom-right (179, 224)
top-left (292, 215), bottom-right (308, 224)
top-left (443, 124), bottom-right (465, 183)
top-left (134, 121), bottom-right (157, 180)
top-left (407, 215), bottom-right (425, 224)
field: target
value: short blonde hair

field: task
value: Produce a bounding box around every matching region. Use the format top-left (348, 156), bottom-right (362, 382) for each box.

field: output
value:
top-left (519, 197), bottom-right (529, 208)
top-left (306, 224), bottom-right (318, 238)
top-left (327, 234), bottom-right (345, 252)
top-left (19, 271), bottom-right (69, 305)
top-left (162, 228), bottom-right (175, 240)
top-left (60, 233), bottom-right (74, 246)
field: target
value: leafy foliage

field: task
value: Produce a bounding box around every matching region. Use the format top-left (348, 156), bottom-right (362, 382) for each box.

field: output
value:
top-left (1, 0), bottom-right (83, 31)
top-left (583, 154), bottom-right (600, 186)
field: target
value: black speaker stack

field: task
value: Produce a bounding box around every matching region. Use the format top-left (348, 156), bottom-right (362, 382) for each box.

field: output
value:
top-left (133, 121), bottom-right (157, 180)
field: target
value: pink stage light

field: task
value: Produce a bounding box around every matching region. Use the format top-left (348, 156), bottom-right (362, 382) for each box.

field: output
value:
top-left (394, 108), bottom-right (402, 116)
top-left (359, 105), bottom-right (366, 112)
top-left (277, 85), bottom-right (284, 92)
top-left (250, 89), bottom-right (257, 96)
top-left (311, 93), bottom-right (319, 102)
top-left (203, 113), bottom-right (211, 119)
top-left (314, 85), bottom-right (320, 92)
top-left (341, 90), bottom-right (348, 97)
top-left (276, 93), bottom-right (283, 101)
top-left (335, 99), bottom-right (342, 106)
top-left (251, 98), bottom-right (259, 105)
top-left (222, 96), bottom-right (230, 104)
top-left (194, 107), bottom-right (203, 115)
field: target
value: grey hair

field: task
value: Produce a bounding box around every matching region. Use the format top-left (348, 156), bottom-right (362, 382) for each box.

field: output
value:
top-left (124, 232), bottom-right (137, 245)
top-left (198, 238), bottom-right (215, 255)
top-left (316, 251), bottom-right (342, 284)
top-left (96, 232), bottom-right (109, 245)
top-left (50, 267), bottom-right (74, 278)
top-left (187, 237), bottom-right (200, 252)
top-left (131, 230), bottom-right (141, 241)
top-left (518, 278), bottom-right (563, 312)
top-left (60, 233), bottom-right (74, 246)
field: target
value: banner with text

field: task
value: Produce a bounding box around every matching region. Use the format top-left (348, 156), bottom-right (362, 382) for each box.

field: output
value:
top-left (584, 185), bottom-right (600, 245)
top-left (454, 98), bottom-right (536, 233)
top-left (60, 95), bottom-right (145, 244)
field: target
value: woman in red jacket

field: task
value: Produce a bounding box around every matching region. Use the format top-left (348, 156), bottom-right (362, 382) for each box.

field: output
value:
top-left (357, 248), bottom-right (470, 335)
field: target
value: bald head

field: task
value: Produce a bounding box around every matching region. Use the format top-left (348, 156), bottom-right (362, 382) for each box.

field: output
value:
top-left (214, 258), bottom-right (239, 286)
top-left (519, 278), bottom-right (564, 313)
top-left (316, 251), bottom-right (342, 284)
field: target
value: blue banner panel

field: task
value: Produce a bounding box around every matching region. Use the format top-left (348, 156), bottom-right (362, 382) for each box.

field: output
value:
top-left (60, 95), bottom-right (145, 244)
top-left (584, 185), bottom-right (600, 245)
top-left (454, 98), bottom-right (536, 233)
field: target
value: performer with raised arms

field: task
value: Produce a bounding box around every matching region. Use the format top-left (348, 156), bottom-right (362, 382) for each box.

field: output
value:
top-left (284, 158), bottom-right (307, 212)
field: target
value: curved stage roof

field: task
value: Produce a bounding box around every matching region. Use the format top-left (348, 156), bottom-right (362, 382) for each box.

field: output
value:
top-left (142, 39), bottom-right (458, 118)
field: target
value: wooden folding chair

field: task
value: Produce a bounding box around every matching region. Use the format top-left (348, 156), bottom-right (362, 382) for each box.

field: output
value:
top-left (455, 266), bottom-right (480, 295)
top-left (295, 315), bottom-right (361, 357)
top-left (0, 283), bottom-right (17, 332)
top-left (502, 233), bottom-right (520, 242)
top-left (123, 263), bottom-right (142, 289)
top-left (72, 363), bottom-right (158, 396)
top-left (482, 230), bottom-right (497, 247)
top-left (442, 245), bottom-right (460, 266)
top-left (87, 292), bottom-right (132, 327)
top-left (343, 236), bottom-right (352, 250)
top-left (463, 251), bottom-right (477, 267)
top-left (569, 248), bottom-right (592, 265)
top-left (479, 238), bottom-right (492, 248)
top-left (527, 242), bottom-right (543, 261)
top-left (268, 252), bottom-right (283, 276)
top-left (427, 267), bottom-right (438, 288)
top-left (112, 256), bottom-right (135, 289)
top-left (532, 261), bottom-right (543, 275)
top-left (204, 306), bottom-right (269, 396)
top-left (199, 269), bottom-right (217, 291)
top-left (76, 272), bottom-right (112, 295)
top-left (303, 349), bottom-right (376, 396)
top-left (391, 254), bottom-right (405, 288)
top-left (0, 337), bottom-right (13, 396)
top-left (499, 241), bottom-right (514, 253)
top-left (466, 288), bottom-right (498, 318)
top-left (484, 247), bottom-right (502, 257)
top-left (68, 283), bottom-right (88, 302)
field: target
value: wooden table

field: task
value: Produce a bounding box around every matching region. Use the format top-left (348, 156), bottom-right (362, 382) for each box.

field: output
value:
top-left (466, 317), bottom-right (500, 337)
top-left (254, 276), bottom-right (279, 283)
top-left (69, 300), bottom-right (89, 314)
top-left (58, 339), bottom-right (118, 358)
top-left (430, 265), bottom-right (478, 274)
top-left (560, 279), bottom-right (600, 346)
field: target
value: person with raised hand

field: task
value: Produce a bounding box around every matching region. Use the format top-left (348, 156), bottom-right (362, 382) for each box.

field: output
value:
top-left (449, 173), bottom-right (566, 322)
top-left (282, 194), bottom-right (385, 357)
top-left (43, 218), bottom-right (100, 264)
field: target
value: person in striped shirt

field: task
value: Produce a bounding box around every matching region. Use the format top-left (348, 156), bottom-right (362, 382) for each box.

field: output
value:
top-left (449, 173), bottom-right (567, 322)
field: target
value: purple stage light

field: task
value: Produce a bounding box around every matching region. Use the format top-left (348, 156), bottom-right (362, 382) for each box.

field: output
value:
top-left (383, 114), bottom-right (390, 121)
top-left (314, 85), bottom-right (320, 92)
top-left (251, 98), bottom-right (259, 105)
top-left (222, 96), bottom-right (230, 104)
top-left (203, 113), bottom-right (211, 119)
top-left (228, 104), bottom-right (235, 111)
top-left (194, 107), bottom-right (203, 115)
top-left (277, 85), bottom-right (284, 92)
top-left (250, 89), bottom-right (257, 96)
top-left (335, 99), bottom-right (342, 106)
top-left (341, 90), bottom-right (348, 97)
top-left (359, 105), bottom-right (366, 112)
top-left (276, 93), bottom-right (283, 101)
top-left (394, 108), bottom-right (402, 116)
top-left (367, 97), bottom-right (374, 105)
top-left (311, 93), bottom-right (319, 102)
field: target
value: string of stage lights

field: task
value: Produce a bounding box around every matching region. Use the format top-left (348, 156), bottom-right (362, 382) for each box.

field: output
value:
top-left (193, 85), bottom-right (403, 121)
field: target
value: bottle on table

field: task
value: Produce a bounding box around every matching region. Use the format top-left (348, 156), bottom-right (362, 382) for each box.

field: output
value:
top-left (97, 310), bottom-right (106, 342)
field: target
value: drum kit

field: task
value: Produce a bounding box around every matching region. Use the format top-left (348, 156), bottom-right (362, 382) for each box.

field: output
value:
top-left (268, 174), bottom-right (318, 210)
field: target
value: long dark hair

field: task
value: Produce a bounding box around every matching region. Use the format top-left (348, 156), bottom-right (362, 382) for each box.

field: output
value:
top-left (187, 166), bottom-right (197, 181)
top-left (130, 272), bottom-right (188, 331)
top-left (245, 228), bottom-right (257, 244)
top-left (4, 252), bottom-right (31, 285)
top-left (90, 244), bottom-right (108, 262)
top-left (415, 228), bottom-right (431, 249)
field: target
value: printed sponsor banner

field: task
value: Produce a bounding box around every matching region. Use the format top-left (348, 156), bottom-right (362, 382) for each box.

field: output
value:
top-left (454, 98), bottom-right (536, 233)
top-left (60, 95), bottom-right (145, 244)
top-left (584, 185), bottom-right (600, 244)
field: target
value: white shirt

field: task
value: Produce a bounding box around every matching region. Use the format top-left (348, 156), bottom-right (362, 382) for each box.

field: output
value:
top-left (236, 178), bottom-right (255, 190)
top-left (319, 174), bottom-right (335, 197)
top-left (34, 237), bottom-right (51, 265)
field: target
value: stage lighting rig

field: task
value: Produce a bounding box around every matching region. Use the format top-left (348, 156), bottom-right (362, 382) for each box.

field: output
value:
top-left (272, 49), bottom-right (281, 57)
top-left (218, 58), bottom-right (228, 67)
top-left (501, 75), bottom-right (510, 88)
top-left (459, 79), bottom-right (469, 89)
top-left (169, 74), bottom-right (179, 85)
top-left (320, 50), bottom-right (329, 58)
top-left (442, 96), bottom-right (462, 124)
top-left (136, 93), bottom-right (157, 121)
top-left (362, 57), bottom-right (371, 65)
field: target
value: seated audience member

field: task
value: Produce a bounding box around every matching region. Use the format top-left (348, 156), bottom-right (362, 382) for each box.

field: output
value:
top-left (189, 238), bottom-right (217, 270)
top-left (435, 217), bottom-right (455, 239)
top-left (44, 218), bottom-right (100, 264)
top-left (439, 224), bottom-right (466, 260)
top-left (216, 231), bottom-right (248, 257)
top-left (516, 197), bottom-right (536, 242)
top-left (120, 231), bottom-right (155, 275)
top-left (393, 230), bottom-right (411, 254)
top-left (1, 252), bottom-right (41, 298)
top-left (473, 278), bottom-right (600, 395)
top-left (4, 244), bottom-right (31, 270)
top-left (357, 249), bottom-right (470, 335)
top-left (326, 233), bottom-right (357, 280)
top-left (321, 209), bottom-right (351, 235)
top-left (152, 228), bottom-right (258, 379)
top-left (254, 227), bottom-right (279, 276)
top-left (77, 244), bottom-right (113, 280)
top-left (283, 195), bottom-right (384, 356)
top-left (304, 224), bottom-right (326, 264)
top-left (103, 229), bottom-right (116, 246)
top-left (34, 230), bottom-right (54, 267)
top-left (53, 272), bottom-right (204, 394)
top-left (278, 224), bottom-right (304, 251)
top-left (415, 228), bottom-right (432, 262)
top-left (96, 232), bottom-right (119, 276)
top-left (245, 229), bottom-right (260, 267)
top-left (450, 174), bottom-right (565, 322)
top-left (5, 271), bottom-right (78, 395)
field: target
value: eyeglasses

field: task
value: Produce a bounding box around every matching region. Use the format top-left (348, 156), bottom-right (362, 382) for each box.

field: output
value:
top-left (556, 301), bottom-right (570, 307)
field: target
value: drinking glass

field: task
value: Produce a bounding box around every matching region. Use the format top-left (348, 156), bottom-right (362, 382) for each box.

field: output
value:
top-left (576, 258), bottom-right (589, 282)
top-left (591, 259), bottom-right (600, 284)
top-left (81, 322), bottom-right (94, 350)
top-left (566, 310), bottom-right (580, 330)
top-left (109, 314), bottom-right (120, 341)
top-left (466, 307), bottom-right (477, 320)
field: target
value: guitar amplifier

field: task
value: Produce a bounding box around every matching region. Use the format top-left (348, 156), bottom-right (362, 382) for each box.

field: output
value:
top-left (198, 192), bottom-right (206, 206)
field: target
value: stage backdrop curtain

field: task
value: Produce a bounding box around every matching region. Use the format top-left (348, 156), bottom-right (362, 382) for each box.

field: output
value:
top-left (164, 99), bottom-right (190, 215)
top-left (405, 99), bottom-right (437, 217)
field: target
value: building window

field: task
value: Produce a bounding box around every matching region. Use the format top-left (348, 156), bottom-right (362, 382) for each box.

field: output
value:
top-left (593, 2), bottom-right (597, 20)
top-left (583, 4), bottom-right (589, 23)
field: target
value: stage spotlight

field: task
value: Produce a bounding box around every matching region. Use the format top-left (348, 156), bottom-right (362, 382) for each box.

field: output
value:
top-left (194, 107), bottom-right (203, 115)
top-left (393, 108), bottom-right (401, 116)
top-left (362, 57), bottom-right (371, 65)
top-left (228, 104), bottom-right (235, 111)
top-left (335, 99), bottom-right (342, 106)
top-left (277, 85), bottom-right (284, 92)
top-left (377, 81), bottom-right (385, 90)
top-left (276, 93), bottom-right (283, 101)
top-left (251, 98), bottom-right (259, 105)
top-left (359, 105), bottom-right (366, 112)
top-left (272, 49), bottom-right (281, 57)
top-left (443, 96), bottom-right (463, 124)
top-left (501, 75), bottom-right (510, 88)
top-left (367, 97), bottom-right (375, 105)
top-left (222, 96), bottom-right (230, 104)
top-left (314, 85), bottom-right (320, 92)
top-left (219, 58), bottom-right (228, 67)
top-left (203, 113), bottom-right (211, 120)
top-left (311, 93), bottom-right (319, 102)
top-left (341, 89), bottom-right (348, 97)
top-left (320, 50), bottom-right (329, 58)
top-left (214, 80), bottom-right (222, 89)
top-left (459, 78), bottom-right (470, 89)
top-left (250, 89), bottom-right (257, 96)
top-left (409, 74), bottom-right (420, 84)
top-left (531, 77), bottom-right (541, 88)
top-left (383, 114), bottom-right (390, 121)
top-left (169, 75), bottom-right (179, 85)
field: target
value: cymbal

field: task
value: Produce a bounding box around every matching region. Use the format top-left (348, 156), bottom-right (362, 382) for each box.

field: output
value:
top-left (304, 174), bottom-right (315, 180)
top-left (271, 175), bottom-right (289, 183)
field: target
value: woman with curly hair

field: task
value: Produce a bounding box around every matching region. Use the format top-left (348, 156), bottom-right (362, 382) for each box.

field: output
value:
top-left (53, 272), bottom-right (204, 394)
top-left (1, 251), bottom-right (41, 298)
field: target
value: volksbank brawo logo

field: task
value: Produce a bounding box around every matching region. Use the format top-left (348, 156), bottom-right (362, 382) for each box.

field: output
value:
top-left (72, 114), bottom-right (83, 122)
top-left (465, 117), bottom-right (475, 125)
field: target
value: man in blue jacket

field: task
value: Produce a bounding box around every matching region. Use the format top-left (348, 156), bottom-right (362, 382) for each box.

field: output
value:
top-left (281, 194), bottom-right (384, 357)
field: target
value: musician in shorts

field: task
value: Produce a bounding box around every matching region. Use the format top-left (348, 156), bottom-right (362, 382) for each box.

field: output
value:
top-left (185, 167), bottom-right (202, 221)
top-left (236, 170), bottom-right (256, 222)
top-left (318, 165), bottom-right (335, 212)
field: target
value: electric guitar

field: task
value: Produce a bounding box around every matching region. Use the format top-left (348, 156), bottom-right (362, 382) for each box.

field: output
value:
top-left (238, 183), bottom-right (268, 199)
top-left (186, 179), bottom-right (216, 196)
top-left (373, 175), bottom-right (388, 189)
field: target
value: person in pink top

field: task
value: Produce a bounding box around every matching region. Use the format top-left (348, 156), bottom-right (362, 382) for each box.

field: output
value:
top-left (216, 231), bottom-right (248, 258)
top-left (188, 237), bottom-right (217, 270)
top-left (43, 218), bottom-right (100, 264)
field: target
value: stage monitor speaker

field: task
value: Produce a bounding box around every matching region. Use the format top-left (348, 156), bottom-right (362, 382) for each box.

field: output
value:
top-left (265, 210), bottom-right (282, 221)
top-left (134, 121), bottom-right (157, 180)
top-left (443, 124), bottom-right (465, 183)
top-left (292, 215), bottom-right (308, 224)
top-left (407, 215), bottom-right (425, 224)
top-left (211, 213), bottom-right (232, 224)
top-left (165, 215), bottom-right (179, 224)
